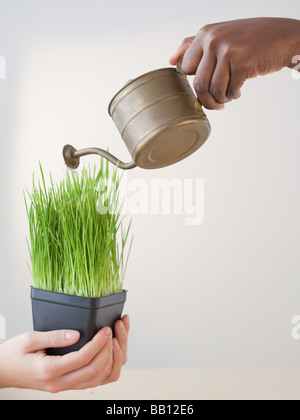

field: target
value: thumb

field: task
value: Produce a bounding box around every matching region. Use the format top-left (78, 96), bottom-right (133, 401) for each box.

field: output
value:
top-left (25, 330), bottom-right (80, 352)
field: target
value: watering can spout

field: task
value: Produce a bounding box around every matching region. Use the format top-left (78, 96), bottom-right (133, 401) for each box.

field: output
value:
top-left (63, 145), bottom-right (137, 170)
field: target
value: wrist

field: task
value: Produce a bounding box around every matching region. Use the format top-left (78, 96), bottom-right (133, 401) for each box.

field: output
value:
top-left (0, 344), bottom-right (7, 389)
top-left (0, 341), bottom-right (13, 389)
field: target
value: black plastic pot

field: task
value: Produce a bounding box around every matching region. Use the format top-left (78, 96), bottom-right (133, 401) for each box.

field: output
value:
top-left (31, 287), bottom-right (127, 356)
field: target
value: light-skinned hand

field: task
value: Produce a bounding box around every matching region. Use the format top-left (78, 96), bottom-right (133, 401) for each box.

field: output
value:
top-left (0, 315), bottom-right (130, 393)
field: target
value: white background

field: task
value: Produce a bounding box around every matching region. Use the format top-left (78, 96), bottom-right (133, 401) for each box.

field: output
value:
top-left (0, 0), bottom-right (300, 368)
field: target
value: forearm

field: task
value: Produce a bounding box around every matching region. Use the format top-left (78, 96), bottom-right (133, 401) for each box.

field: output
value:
top-left (286, 18), bottom-right (300, 70)
top-left (0, 343), bottom-right (7, 389)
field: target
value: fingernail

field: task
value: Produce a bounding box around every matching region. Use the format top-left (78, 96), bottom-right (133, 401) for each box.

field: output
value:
top-left (105, 327), bottom-right (113, 338)
top-left (65, 331), bottom-right (79, 341)
top-left (118, 321), bottom-right (125, 333)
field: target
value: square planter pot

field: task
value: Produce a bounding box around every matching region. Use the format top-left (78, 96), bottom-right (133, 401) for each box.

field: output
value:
top-left (31, 287), bottom-right (127, 356)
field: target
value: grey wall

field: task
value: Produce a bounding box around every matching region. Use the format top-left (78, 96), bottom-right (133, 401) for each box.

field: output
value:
top-left (0, 0), bottom-right (300, 368)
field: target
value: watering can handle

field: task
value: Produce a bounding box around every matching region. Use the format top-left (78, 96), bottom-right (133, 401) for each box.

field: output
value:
top-left (63, 145), bottom-right (137, 170)
top-left (176, 55), bottom-right (184, 74)
top-left (176, 56), bottom-right (204, 116)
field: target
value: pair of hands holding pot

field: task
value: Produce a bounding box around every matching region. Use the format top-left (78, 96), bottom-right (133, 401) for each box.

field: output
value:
top-left (0, 316), bottom-right (129, 392)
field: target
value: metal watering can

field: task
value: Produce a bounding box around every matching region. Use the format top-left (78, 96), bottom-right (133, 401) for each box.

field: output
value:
top-left (63, 59), bottom-right (211, 170)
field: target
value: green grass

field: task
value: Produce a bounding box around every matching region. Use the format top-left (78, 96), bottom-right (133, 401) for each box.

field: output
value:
top-left (25, 161), bottom-right (132, 298)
